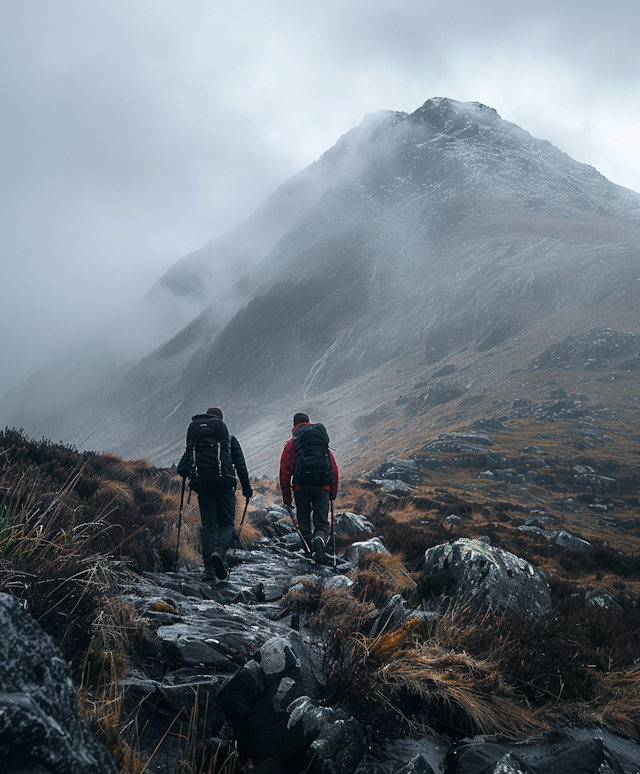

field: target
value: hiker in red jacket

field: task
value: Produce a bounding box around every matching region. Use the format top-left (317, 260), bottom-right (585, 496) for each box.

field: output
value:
top-left (279, 412), bottom-right (338, 564)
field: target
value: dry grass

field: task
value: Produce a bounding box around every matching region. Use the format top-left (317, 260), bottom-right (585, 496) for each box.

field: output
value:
top-left (357, 552), bottom-right (416, 594)
top-left (235, 502), bottom-right (261, 549)
top-left (379, 644), bottom-right (546, 737)
top-left (316, 584), bottom-right (545, 738)
top-left (589, 667), bottom-right (640, 738)
top-left (281, 576), bottom-right (324, 612)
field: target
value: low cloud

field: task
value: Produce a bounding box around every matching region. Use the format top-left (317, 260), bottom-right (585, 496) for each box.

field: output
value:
top-left (1, 0), bottom-right (639, 397)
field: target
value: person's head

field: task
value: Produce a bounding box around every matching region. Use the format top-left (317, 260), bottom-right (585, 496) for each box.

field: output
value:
top-left (206, 407), bottom-right (223, 420)
top-left (293, 412), bottom-right (310, 427)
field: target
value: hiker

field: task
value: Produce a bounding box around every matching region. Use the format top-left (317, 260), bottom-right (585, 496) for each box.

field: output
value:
top-left (279, 412), bottom-right (338, 565)
top-left (177, 407), bottom-right (252, 581)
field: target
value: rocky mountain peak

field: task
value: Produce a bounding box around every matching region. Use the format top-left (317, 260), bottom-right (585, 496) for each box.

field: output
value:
top-left (412, 96), bottom-right (501, 126)
top-left (5, 97), bottom-right (640, 470)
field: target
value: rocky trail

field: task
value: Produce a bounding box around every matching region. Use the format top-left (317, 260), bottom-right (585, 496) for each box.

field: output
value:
top-left (112, 506), bottom-right (640, 774)
top-left (3, 499), bottom-right (640, 773)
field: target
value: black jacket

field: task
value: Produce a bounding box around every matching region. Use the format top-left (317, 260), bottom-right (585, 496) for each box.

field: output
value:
top-left (177, 414), bottom-right (252, 498)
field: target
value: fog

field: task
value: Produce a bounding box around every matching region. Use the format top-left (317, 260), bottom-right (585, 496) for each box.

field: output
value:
top-left (2, 0), bottom-right (640, 400)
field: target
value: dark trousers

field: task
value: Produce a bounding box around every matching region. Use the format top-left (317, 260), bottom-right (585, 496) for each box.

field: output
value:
top-left (197, 483), bottom-right (236, 560)
top-left (294, 488), bottom-right (330, 546)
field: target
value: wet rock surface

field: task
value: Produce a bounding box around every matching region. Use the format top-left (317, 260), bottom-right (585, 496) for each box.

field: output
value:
top-left (531, 328), bottom-right (640, 371)
top-left (447, 728), bottom-right (640, 774)
top-left (0, 593), bottom-right (117, 774)
top-left (112, 523), bottom-right (638, 773)
top-left (419, 538), bottom-right (552, 618)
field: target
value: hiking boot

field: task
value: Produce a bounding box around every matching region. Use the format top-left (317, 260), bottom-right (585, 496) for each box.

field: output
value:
top-left (211, 551), bottom-right (229, 581)
top-left (312, 535), bottom-right (326, 565)
top-left (315, 553), bottom-right (335, 567)
top-left (202, 558), bottom-right (217, 582)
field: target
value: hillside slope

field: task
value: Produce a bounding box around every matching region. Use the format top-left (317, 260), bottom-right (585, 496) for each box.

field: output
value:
top-left (8, 98), bottom-right (640, 471)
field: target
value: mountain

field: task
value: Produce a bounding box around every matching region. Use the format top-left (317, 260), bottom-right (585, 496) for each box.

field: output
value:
top-left (6, 98), bottom-right (640, 473)
top-left (0, 111), bottom-right (392, 440)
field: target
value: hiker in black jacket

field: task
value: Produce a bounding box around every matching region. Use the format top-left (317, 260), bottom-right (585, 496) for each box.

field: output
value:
top-left (177, 407), bottom-right (252, 581)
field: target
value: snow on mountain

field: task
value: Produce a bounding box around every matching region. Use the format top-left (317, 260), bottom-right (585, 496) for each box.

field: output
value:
top-left (7, 98), bottom-right (640, 471)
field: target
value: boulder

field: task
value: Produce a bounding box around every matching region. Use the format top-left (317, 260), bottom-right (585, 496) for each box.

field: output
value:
top-left (555, 530), bottom-right (592, 553)
top-left (432, 364), bottom-right (456, 378)
top-left (287, 697), bottom-right (365, 774)
top-left (345, 538), bottom-right (391, 567)
top-left (0, 593), bottom-right (117, 774)
top-left (419, 539), bottom-right (551, 618)
top-left (369, 594), bottom-right (409, 638)
top-left (370, 458), bottom-right (422, 487)
top-left (413, 454), bottom-right (447, 471)
top-left (574, 474), bottom-right (619, 494)
top-left (373, 479), bottom-right (415, 493)
top-left (335, 512), bottom-right (375, 537)
top-left (219, 633), bottom-right (325, 764)
top-left (446, 727), bottom-right (640, 774)
top-left (586, 589), bottom-right (623, 614)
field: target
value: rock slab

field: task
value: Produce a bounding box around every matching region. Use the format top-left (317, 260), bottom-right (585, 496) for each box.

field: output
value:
top-left (0, 593), bottom-right (117, 774)
top-left (419, 538), bottom-right (551, 618)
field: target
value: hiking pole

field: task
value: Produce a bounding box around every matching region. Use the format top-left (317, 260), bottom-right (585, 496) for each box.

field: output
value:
top-left (175, 476), bottom-right (186, 570)
top-left (231, 497), bottom-right (250, 564)
top-left (286, 505), bottom-right (311, 556)
top-left (330, 499), bottom-right (337, 569)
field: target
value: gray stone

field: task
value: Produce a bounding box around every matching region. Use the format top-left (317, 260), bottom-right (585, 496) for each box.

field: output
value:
top-left (555, 530), bottom-right (592, 553)
top-left (574, 474), bottom-right (619, 494)
top-left (0, 593), bottom-right (117, 774)
top-left (586, 589), bottom-right (623, 614)
top-left (519, 445), bottom-right (548, 455)
top-left (438, 432), bottom-right (494, 446)
top-left (335, 512), bottom-right (375, 537)
top-left (419, 539), bottom-right (551, 618)
top-left (449, 727), bottom-right (639, 774)
top-left (287, 697), bottom-right (366, 774)
top-left (323, 574), bottom-right (355, 591)
top-left (345, 537), bottom-right (391, 566)
top-left (306, 715), bottom-right (365, 774)
top-left (414, 454), bottom-right (446, 471)
top-left (257, 637), bottom-right (300, 684)
top-left (373, 478), bottom-right (415, 493)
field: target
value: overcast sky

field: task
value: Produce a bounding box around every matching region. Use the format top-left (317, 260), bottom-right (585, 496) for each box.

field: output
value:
top-left (1, 0), bottom-right (640, 397)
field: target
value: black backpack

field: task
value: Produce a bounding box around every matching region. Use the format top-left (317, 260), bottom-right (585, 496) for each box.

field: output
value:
top-left (293, 423), bottom-right (332, 488)
top-left (186, 416), bottom-right (236, 492)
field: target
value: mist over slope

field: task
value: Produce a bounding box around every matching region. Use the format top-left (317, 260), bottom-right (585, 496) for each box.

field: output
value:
top-left (6, 98), bottom-right (640, 470)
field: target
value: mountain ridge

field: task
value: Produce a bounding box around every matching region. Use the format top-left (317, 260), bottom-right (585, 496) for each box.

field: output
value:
top-left (4, 98), bottom-right (640, 471)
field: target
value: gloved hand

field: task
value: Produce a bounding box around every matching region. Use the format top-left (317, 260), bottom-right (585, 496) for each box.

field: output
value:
top-left (242, 487), bottom-right (253, 500)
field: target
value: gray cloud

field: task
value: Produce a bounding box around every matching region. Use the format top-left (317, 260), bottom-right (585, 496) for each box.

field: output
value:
top-left (1, 0), bottom-right (639, 397)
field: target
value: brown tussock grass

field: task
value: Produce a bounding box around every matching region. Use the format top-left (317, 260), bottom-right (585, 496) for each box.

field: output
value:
top-left (80, 599), bottom-right (159, 773)
top-left (379, 644), bottom-right (547, 738)
top-left (586, 667), bottom-right (640, 738)
top-left (357, 551), bottom-right (416, 594)
top-left (315, 587), bottom-right (378, 635)
top-left (282, 576), bottom-right (324, 612)
top-left (93, 479), bottom-right (137, 508)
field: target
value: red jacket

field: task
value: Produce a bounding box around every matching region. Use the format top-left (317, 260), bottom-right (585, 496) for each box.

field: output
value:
top-left (279, 422), bottom-right (339, 506)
